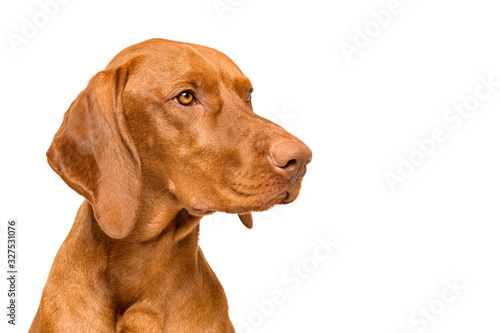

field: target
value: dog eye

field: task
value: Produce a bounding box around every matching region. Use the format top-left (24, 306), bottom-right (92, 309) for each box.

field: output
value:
top-left (176, 91), bottom-right (194, 105)
top-left (246, 89), bottom-right (253, 103)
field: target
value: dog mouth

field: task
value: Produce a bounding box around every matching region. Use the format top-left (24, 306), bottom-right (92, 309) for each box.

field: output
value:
top-left (186, 174), bottom-right (303, 217)
top-left (187, 190), bottom-right (293, 217)
top-left (230, 183), bottom-right (300, 213)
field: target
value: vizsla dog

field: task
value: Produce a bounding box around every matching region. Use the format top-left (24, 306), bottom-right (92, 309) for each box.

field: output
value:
top-left (30, 38), bottom-right (312, 332)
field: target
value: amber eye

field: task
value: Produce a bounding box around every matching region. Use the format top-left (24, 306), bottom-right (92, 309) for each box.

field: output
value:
top-left (247, 89), bottom-right (253, 103)
top-left (177, 91), bottom-right (194, 105)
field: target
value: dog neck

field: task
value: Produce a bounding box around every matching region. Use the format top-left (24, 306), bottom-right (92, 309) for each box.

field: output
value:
top-left (127, 182), bottom-right (202, 243)
top-left (86, 178), bottom-right (206, 309)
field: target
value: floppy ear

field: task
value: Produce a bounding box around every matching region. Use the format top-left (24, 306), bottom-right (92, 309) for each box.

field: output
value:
top-left (47, 62), bottom-right (142, 239)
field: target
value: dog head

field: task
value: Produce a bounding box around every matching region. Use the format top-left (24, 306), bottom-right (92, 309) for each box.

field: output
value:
top-left (47, 39), bottom-right (312, 238)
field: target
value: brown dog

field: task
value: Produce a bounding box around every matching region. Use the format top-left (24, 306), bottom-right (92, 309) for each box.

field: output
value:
top-left (30, 38), bottom-right (312, 332)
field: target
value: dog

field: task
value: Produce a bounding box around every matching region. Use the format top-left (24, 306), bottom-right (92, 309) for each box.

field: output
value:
top-left (30, 38), bottom-right (312, 332)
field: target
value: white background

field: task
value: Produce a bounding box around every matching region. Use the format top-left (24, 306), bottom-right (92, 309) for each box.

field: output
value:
top-left (1, 0), bottom-right (500, 332)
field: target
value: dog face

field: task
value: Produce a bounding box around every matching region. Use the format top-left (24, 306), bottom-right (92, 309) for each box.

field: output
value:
top-left (119, 40), bottom-right (312, 217)
top-left (47, 39), bottom-right (311, 238)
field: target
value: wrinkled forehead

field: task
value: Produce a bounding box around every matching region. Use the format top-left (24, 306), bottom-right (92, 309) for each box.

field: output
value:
top-left (108, 40), bottom-right (251, 94)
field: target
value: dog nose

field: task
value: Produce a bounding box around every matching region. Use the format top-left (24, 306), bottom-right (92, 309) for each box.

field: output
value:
top-left (269, 140), bottom-right (312, 179)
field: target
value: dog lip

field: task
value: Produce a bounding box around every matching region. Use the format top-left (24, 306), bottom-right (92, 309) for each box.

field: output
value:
top-left (297, 165), bottom-right (307, 179)
top-left (281, 192), bottom-right (292, 204)
top-left (189, 206), bottom-right (214, 215)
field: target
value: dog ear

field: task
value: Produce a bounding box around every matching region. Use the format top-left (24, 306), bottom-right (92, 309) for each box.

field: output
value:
top-left (47, 61), bottom-right (142, 239)
top-left (238, 213), bottom-right (253, 229)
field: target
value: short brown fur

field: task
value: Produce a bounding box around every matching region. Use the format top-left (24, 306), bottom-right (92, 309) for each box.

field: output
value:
top-left (30, 39), bottom-right (311, 332)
